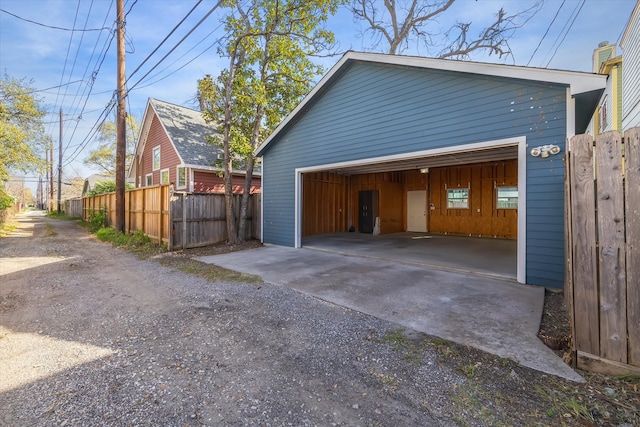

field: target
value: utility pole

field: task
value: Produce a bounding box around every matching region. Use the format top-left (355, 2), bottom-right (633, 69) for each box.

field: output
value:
top-left (115, 0), bottom-right (126, 233)
top-left (57, 108), bottom-right (62, 213)
top-left (49, 138), bottom-right (53, 211)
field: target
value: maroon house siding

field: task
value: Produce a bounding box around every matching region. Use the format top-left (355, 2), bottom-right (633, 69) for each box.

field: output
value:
top-left (193, 171), bottom-right (261, 194)
top-left (139, 114), bottom-right (180, 186)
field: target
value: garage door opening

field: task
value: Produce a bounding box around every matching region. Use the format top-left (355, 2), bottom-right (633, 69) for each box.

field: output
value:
top-left (294, 138), bottom-right (527, 283)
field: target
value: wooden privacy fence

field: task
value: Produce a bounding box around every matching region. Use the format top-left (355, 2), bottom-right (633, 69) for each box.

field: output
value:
top-left (565, 128), bottom-right (639, 376)
top-left (170, 192), bottom-right (260, 249)
top-left (83, 185), bottom-right (261, 249)
top-left (61, 198), bottom-right (83, 218)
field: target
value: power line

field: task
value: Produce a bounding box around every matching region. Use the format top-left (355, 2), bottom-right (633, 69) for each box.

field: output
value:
top-left (136, 23), bottom-right (224, 90)
top-left (526, 0), bottom-right (565, 67)
top-left (127, 0), bottom-right (222, 93)
top-left (0, 7), bottom-right (110, 32)
top-left (544, 0), bottom-right (585, 68)
top-left (125, 0), bottom-right (204, 84)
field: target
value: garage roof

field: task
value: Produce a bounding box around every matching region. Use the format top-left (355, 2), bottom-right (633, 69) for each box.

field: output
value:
top-left (256, 51), bottom-right (607, 157)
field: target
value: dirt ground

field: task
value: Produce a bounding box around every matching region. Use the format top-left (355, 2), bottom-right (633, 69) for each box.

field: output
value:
top-left (1, 212), bottom-right (638, 426)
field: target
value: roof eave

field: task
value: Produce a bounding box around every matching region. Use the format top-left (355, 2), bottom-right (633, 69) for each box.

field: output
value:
top-left (255, 51), bottom-right (607, 156)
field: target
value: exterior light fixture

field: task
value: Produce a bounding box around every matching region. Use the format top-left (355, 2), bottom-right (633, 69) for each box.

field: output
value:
top-left (530, 144), bottom-right (561, 157)
top-left (419, 167), bottom-right (429, 174)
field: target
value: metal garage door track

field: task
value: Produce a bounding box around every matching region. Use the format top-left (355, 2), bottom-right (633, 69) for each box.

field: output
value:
top-left (197, 245), bottom-right (582, 382)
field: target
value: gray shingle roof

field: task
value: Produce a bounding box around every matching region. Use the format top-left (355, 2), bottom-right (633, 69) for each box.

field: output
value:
top-left (149, 98), bottom-right (221, 167)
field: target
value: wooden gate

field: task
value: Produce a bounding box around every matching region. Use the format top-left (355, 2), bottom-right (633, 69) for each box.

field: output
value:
top-left (565, 129), bottom-right (639, 375)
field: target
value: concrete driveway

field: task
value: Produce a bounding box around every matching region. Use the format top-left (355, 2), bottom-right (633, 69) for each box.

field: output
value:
top-left (197, 245), bottom-right (582, 381)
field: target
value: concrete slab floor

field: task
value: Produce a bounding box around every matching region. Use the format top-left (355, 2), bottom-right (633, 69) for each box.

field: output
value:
top-left (303, 232), bottom-right (517, 280)
top-left (197, 245), bottom-right (583, 382)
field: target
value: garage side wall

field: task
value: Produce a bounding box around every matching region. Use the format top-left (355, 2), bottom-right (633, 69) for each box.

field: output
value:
top-left (262, 62), bottom-right (568, 288)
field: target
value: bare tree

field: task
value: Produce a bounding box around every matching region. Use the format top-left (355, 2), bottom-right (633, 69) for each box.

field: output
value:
top-left (351, 0), bottom-right (541, 59)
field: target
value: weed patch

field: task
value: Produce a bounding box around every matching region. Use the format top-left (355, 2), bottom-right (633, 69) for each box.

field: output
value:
top-left (44, 223), bottom-right (57, 236)
top-left (46, 211), bottom-right (77, 221)
top-left (95, 228), bottom-right (165, 257)
top-left (158, 257), bottom-right (262, 284)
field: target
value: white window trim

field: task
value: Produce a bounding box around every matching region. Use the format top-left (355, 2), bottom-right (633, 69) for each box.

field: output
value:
top-left (152, 146), bottom-right (161, 171)
top-left (160, 168), bottom-right (170, 185)
top-left (176, 166), bottom-right (187, 190)
top-left (145, 173), bottom-right (153, 187)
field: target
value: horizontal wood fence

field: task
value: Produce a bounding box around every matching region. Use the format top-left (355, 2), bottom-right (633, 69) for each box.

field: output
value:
top-left (565, 128), bottom-right (639, 376)
top-left (83, 185), bottom-right (261, 249)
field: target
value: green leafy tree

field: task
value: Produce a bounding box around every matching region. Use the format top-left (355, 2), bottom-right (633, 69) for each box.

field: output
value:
top-left (198, 0), bottom-right (342, 243)
top-left (84, 115), bottom-right (139, 174)
top-left (0, 73), bottom-right (47, 181)
top-left (351, 0), bottom-right (541, 58)
top-left (86, 180), bottom-right (133, 197)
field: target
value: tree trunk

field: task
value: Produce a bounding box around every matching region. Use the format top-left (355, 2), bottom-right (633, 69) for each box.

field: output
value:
top-left (224, 151), bottom-right (238, 244)
top-left (237, 155), bottom-right (256, 241)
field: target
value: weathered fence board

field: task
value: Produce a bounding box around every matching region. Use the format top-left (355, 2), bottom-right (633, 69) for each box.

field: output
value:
top-left (567, 133), bottom-right (600, 356)
top-left (625, 128), bottom-right (640, 366)
top-left (61, 198), bottom-right (83, 218)
top-left (566, 128), bottom-right (640, 375)
top-left (595, 131), bottom-right (627, 363)
top-left (170, 193), bottom-right (260, 249)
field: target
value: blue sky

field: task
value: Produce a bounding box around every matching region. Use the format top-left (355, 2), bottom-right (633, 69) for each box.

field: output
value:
top-left (0, 0), bottom-right (637, 191)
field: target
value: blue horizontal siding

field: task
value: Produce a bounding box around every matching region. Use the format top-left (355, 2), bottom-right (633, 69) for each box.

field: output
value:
top-left (262, 61), bottom-right (569, 287)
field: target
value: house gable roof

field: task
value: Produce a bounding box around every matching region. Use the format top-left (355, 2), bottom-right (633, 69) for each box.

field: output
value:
top-left (256, 51), bottom-right (607, 156)
top-left (148, 98), bottom-right (221, 167)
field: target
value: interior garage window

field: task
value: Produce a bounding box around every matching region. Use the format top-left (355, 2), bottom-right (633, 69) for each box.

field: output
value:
top-left (447, 188), bottom-right (469, 209)
top-left (497, 186), bottom-right (518, 209)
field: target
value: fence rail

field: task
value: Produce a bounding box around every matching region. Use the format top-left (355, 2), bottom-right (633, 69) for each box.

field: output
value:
top-left (82, 185), bottom-right (260, 249)
top-left (565, 128), bottom-right (640, 376)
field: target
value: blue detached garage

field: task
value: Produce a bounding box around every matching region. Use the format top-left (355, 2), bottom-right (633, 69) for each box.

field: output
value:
top-left (255, 52), bottom-right (606, 288)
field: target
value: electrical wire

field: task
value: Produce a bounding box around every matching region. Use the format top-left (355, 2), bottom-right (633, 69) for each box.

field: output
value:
top-left (125, 0), bottom-right (204, 84)
top-left (526, 0), bottom-right (565, 67)
top-left (544, 0), bottom-right (585, 68)
top-left (127, 0), bottom-right (223, 93)
top-left (135, 22), bottom-right (224, 90)
top-left (0, 7), bottom-right (110, 32)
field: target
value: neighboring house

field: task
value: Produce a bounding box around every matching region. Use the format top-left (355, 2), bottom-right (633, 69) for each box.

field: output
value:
top-left (621, 0), bottom-right (640, 129)
top-left (255, 52), bottom-right (607, 288)
top-left (128, 98), bottom-right (261, 194)
top-left (589, 42), bottom-right (622, 134)
top-left (82, 173), bottom-right (114, 196)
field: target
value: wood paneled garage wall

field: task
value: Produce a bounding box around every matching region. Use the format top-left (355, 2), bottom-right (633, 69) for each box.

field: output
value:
top-left (428, 160), bottom-right (518, 238)
top-left (302, 160), bottom-right (517, 238)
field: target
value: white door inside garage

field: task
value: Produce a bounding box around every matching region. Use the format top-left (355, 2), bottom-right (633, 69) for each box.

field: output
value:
top-left (407, 190), bottom-right (427, 232)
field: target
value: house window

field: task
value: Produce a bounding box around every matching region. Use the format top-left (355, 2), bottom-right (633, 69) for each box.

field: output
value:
top-left (177, 166), bottom-right (186, 189)
top-left (447, 188), bottom-right (469, 209)
top-left (160, 168), bottom-right (170, 185)
top-left (496, 186), bottom-right (518, 209)
top-left (146, 173), bottom-right (153, 187)
top-left (152, 146), bottom-right (161, 171)
top-left (599, 95), bottom-right (608, 133)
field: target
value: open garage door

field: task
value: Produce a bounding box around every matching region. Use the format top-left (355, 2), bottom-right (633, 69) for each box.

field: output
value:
top-left (295, 138), bottom-right (527, 283)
